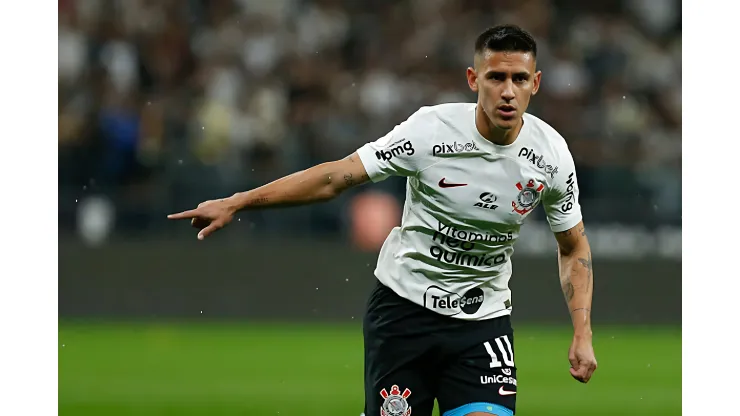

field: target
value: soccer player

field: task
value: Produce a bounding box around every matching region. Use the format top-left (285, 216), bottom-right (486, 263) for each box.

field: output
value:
top-left (168, 24), bottom-right (597, 416)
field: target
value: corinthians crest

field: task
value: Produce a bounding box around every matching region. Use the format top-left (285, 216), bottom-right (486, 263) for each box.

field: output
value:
top-left (379, 385), bottom-right (412, 416)
top-left (512, 179), bottom-right (545, 215)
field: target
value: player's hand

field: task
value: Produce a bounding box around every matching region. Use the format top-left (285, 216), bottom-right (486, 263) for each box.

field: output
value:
top-left (568, 334), bottom-right (597, 383)
top-left (167, 198), bottom-right (237, 240)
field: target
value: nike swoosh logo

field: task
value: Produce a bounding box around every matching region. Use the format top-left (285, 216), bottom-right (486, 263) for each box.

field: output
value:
top-left (498, 386), bottom-right (516, 396)
top-left (438, 178), bottom-right (468, 188)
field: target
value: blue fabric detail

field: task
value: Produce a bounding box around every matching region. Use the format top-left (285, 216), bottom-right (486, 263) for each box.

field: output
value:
top-left (442, 402), bottom-right (514, 416)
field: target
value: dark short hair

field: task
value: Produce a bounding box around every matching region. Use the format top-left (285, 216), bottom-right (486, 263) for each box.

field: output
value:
top-left (475, 24), bottom-right (537, 58)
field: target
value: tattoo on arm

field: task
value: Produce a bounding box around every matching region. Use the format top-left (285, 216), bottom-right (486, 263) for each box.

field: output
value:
top-left (341, 172), bottom-right (368, 188)
top-left (577, 252), bottom-right (593, 293)
top-left (557, 225), bottom-right (592, 314)
top-left (250, 197), bottom-right (269, 205)
top-left (562, 278), bottom-right (575, 302)
top-left (344, 173), bottom-right (355, 187)
top-left (341, 154), bottom-right (368, 187)
top-left (562, 279), bottom-right (575, 302)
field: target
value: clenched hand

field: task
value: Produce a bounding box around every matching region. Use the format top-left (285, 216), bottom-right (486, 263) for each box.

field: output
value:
top-left (568, 334), bottom-right (598, 383)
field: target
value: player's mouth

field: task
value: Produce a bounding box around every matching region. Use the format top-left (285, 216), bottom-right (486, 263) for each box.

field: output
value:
top-left (496, 105), bottom-right (517, 118)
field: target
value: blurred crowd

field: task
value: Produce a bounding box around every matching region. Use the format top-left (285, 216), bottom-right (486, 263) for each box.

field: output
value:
top-left (58, 0), bottom-right (681, 240)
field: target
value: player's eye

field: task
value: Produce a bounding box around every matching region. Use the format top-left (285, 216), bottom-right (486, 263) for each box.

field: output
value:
top-left (488, 73), bottom-right (506, 81)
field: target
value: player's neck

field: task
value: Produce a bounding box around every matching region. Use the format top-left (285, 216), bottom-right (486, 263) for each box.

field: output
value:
top-left (475, 107), bottom-right (523, 147)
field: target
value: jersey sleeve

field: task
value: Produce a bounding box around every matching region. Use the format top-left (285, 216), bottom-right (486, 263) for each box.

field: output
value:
top-left (542, 149), bottom-right (583, 233)
top-left (355, 108), bottom-right (432, 182)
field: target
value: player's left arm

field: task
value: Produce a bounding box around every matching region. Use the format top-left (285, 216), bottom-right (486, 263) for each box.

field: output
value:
top-left (554, 221), bottom-right (593, 340)
top-left (542, 151), bottom-right (597, 383)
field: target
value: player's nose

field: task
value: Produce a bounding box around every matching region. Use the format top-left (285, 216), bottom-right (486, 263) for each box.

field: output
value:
top-left (501, 83), bottom-right (515, 100)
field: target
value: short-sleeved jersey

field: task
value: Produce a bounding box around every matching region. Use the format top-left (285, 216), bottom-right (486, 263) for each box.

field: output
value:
top-left (356, 103), bottom-right (582, 321)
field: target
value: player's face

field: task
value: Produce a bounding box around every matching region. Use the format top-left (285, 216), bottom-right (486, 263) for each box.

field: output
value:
top-left (467, 50), bottom-right (541, 130)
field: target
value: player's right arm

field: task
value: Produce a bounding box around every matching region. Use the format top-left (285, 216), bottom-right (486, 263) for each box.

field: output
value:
top-left (168, 107), bottom-right (432, 240)
top-left (233, 152), bottom-right (373, 209)
top-left (167, 153), bottom-right (370, 239)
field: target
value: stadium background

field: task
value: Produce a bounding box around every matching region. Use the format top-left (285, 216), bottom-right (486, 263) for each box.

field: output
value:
top-left (58, 0), bottom-right (681, 415)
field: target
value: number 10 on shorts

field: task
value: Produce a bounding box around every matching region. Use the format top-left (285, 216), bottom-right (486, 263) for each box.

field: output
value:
top-left (484, 335), bottom-right (515, 368)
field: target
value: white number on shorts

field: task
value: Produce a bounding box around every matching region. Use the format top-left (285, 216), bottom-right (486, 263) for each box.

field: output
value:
top-left (484, 335), bottom-right (515, 368)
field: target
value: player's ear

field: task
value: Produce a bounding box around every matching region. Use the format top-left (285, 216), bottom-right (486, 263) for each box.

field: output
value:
top-left (466, 67), bottom-right (478, 92)
top-left (532, 70), bottom-right (542, 96)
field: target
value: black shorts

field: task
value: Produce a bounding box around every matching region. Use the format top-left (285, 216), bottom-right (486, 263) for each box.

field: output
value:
top-left (363, 280), bottom-right (517, 416)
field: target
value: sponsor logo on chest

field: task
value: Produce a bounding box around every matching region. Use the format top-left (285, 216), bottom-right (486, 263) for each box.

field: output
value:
top-left (518, 147), bottom-right (558, 178)
top-left (432, 140), bottom-right (480, 156)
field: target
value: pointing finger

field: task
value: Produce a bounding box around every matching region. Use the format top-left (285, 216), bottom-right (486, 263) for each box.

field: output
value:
top-left (168, 209), bottom-right (200, 220)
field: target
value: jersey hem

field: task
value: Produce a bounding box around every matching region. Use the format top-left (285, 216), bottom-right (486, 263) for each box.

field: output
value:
top-left (444, 307), bottom-right (513, 321)
top-left (376, 276), bottom-right (514, 322)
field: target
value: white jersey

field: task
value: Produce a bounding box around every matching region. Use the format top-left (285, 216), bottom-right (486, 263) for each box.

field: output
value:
top-left (355, 103), bottom-right (582, 321)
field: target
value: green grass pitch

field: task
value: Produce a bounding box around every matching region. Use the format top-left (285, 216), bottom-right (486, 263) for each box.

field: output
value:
top-left (59, 322), bottom-right (681, 415)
